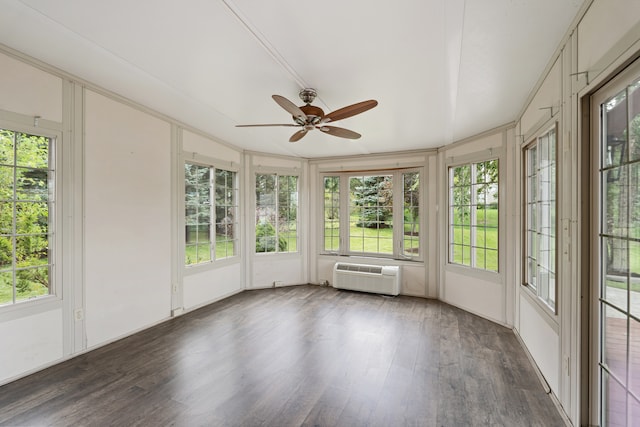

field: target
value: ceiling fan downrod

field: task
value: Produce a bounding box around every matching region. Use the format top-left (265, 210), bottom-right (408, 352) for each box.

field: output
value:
top-left (298, 88), bottom-right (317, 104)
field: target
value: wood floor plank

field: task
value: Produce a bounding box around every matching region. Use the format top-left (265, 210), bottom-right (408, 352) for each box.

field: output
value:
top-left (0, 285), bottom-right (566, 426)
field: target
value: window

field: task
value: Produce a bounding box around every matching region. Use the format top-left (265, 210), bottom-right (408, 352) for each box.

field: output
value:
top-left (321, 169), bottom-right (421, 259)
top-left (449, 159), bottom-right (499, 271)
top-left (524, 126), bottom-right (556, 310)
top-left (255, 173), bottom-right (298, 253)
top-left (185, 162), bottom-right (237, 266)
top-left (403, 171), bottom-right (420, 257)
top-left (323, 176), bottom-right (340, 252)
top-left (0, 128), bottom-right (54, 306)
top-left (349, 174), bottom-right (394, 255)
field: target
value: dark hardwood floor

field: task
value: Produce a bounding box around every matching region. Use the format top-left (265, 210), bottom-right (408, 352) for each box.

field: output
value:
top-left (0, 285), bottom-right (566, 426)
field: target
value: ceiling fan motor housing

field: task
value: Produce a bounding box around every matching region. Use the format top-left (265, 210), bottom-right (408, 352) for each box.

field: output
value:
top-left (298, 104), bottom-right (324, 125)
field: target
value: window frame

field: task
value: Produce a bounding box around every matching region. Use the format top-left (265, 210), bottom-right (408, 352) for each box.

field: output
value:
top-left (184, 158), bottom-right (239, 269)
top-left (522, 123), bottom-right (558, 313)
top-left (254, 171), bottom-right (300, 255)
top-left (319, 167), bottom-right (423, 261)
top-left (447, 157), bottom-right (500, 272)
top-left (0, 122), bottom-right (61, 310)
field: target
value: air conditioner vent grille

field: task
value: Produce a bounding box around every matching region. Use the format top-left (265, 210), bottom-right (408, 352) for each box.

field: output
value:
top-left (336, 264), bottom-right (383, 274)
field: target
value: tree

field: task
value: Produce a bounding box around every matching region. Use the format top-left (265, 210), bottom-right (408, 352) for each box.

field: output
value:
top-left (351, 175), bottom-right (393, 228)
top-left (0, 130), bottom-right (51, 303)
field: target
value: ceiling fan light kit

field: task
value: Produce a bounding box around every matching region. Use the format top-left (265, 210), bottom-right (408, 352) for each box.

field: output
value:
top-left (237, 88), bottom-right (378, 142)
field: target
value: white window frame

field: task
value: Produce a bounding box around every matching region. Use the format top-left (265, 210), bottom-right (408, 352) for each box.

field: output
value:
top-left (522, 123), bottom-right (558, 313)
top-left (0, 122), bottom-right (61, 311)
top-left (183, 158), bottom-right (239, 269)
top-left (447, 158), bottom-right (499, 272)
top-left (254, 171), bottom-right (299, 255)
top-left (319, 168), bottom-right (423, 261)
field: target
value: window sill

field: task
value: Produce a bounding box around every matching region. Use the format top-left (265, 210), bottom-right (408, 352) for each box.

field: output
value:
top-left (444, 262), bottom-right (502, 282)
top-left (0, 295), bottom-right (62, 322)
top-left (520, 283), bottom-right (558, 324)
top-left (319, 253), bottom-right (425, 266)
top-left (184, 256), bottom-right (241, 276)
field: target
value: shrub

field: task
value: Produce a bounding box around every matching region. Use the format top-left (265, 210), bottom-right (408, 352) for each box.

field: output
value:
top-left (255, 222), bottom-right (287, 252)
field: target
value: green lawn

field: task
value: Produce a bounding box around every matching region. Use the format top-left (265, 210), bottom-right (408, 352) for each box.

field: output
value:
top-left (450, 208), bottom-right (499, 271)
top-left (324, 215), bottom-right (421, 255)
top-left (0, 269), bottom-right (49, 305)
top-left (185, 238), bottom-right (236, 265)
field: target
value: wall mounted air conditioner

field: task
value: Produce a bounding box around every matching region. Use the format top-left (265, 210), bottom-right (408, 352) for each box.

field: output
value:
top-left (332, 262), bottom-right (401, 296)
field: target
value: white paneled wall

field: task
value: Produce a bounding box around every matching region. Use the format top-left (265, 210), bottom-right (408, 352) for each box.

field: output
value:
top-left (84, 90), bottom-right (172, 346)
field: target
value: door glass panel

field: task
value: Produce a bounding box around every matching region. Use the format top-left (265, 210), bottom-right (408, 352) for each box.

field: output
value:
top-left (602, 370), bottom-right (628, 427)
top-left (598, 70), bottom-right (640, 427)
top-left (628, 77), bottom-right (640, 162)
top-left (603, 304), bottom-right (628, 386)
top-left (629, 317), bottom-right (640, 397)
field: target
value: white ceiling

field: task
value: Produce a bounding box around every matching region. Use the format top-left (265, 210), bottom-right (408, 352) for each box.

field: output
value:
top-left (0, 0), bottom-right (585, 158)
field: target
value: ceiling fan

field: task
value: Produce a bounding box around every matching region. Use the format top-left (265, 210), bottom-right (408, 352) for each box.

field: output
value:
top-left (236, 88), bottom-right (378, 142)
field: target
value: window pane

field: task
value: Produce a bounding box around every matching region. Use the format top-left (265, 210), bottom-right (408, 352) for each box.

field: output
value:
top-left (277, 175), bottom-right (297, 253)
top-left (323, 176), bottom-right (340, 252)
top-left (15, 266), bottom-right (49, 302)
top-left (524, 131), bottom-right (556, 305)
top-left (0, 130), bottom-right (15, 165)
top-left (349, 175), bottom-right (393, 255)
top-left (185, 245), bottom-right (197, 265)
top-left (0, 270), bottom-right (12, 305)
top-left (0, 129), bottom-right (53, 306)
top-left (15, 167), bottom-right (48, 201)
top-left (0, 235), bottom-right (12, 271)
top-left (16, 133), bottom-right (48, 169)
top-left (15, 234), bottom-right (48, 268)
top-left (603, 236), bottom-right (628, 313)
top-left (196, 244), bottom-right (211, 263)
top-left (629, 78), bottom-right (640, 162)
top-left (630, 318), bottom-right (640, 397)
top-left (403, 172), bottom-right (420, 257)
top-left (449, 160), bottom-right (498, 271)
top-left (603, 88), bottom-right (627, 169)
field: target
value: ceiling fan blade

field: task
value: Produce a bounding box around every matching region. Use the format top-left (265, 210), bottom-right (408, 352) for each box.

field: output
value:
top-left (323, 100), bottom-right (378, 123)
top-left (318, 126), bottom-right (361, 139)
top-left (272, 95), bottom-right (308, 121)
top-left (289, 129), bottom-right (308, 143)
top-left (236, 124), bottom-right (299, 127)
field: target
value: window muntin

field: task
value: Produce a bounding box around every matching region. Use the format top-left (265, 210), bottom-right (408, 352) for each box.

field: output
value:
top-left (0, 129), bottom-right (54, 306)
top-left (448, 159), bottom-right (499, 272)
top-left (185, 163), bottom-right (237, 266)
top-left (323, 176), bottom-right (340, 252)
top-left (321, 169), bottom-right (421, 260)
top-left (524, 127), bottom-right (556, 310)
top-left (255, 173), bottom-right (298, 253)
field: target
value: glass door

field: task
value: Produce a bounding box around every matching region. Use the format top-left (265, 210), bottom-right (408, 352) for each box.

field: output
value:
top-left (592, 63), bottom-right (640, 427)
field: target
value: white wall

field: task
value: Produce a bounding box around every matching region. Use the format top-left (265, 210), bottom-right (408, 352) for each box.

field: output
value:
top-left (0, 52), bottom-right (62, 122)
top-left (0, 51), bottom-right (68, 384)
top-left (0, 308), bottom-right (64, 381)
top-left (84, 90), bottom-right (172, 346)
top-left (438, 130), bottom-right (508, 325)
top-left (180, 130), bottom-right (244, 311)
top-left (247, 153), bottom-right (309, 289)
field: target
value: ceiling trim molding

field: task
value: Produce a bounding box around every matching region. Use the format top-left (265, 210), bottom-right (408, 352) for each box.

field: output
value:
top-left (221, 0), bottom-right (308, 90)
